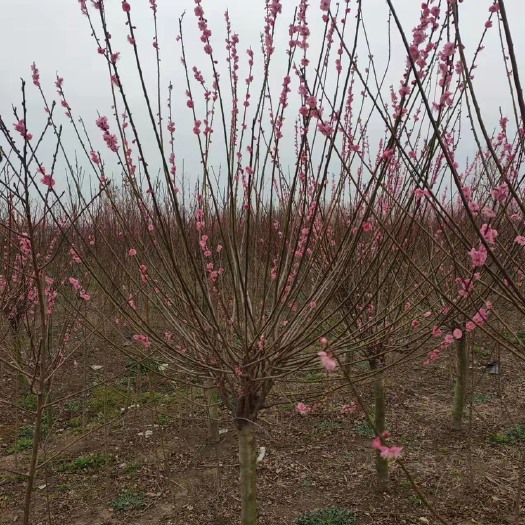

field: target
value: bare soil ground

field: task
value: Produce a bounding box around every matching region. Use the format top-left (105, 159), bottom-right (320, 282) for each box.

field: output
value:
top-left (1, 333), bottom-right (525, 525)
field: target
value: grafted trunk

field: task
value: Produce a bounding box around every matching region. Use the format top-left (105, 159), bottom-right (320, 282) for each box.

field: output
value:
top-left (371, 359), bottom-right (388, 492)
top-left (23, 392), bottom-right (44, 525)
top-left (452, 334), bottom-right (468, 430)
top-left (204, 379), bottom-right (220, 443)
top-left (238, 420), bottom-right (257, 525)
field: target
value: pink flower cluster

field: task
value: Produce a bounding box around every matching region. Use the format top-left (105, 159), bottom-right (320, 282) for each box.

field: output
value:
top-left (372, 431), bottom-right (403, 460)
top-left (295, 402), bottom-right (312, 415)
top-left (68, 277), bottom-right (91, 301)
top-left (96, 116), bottom-right (119, 153)
top-left (38, 166), bottom-right (55, 188)
top-left (318, 337), bottom-right (337, 372)
top-left (133, 334), bottom-right (151, 349)
top-left (14, 120), bottom-right (32, 141)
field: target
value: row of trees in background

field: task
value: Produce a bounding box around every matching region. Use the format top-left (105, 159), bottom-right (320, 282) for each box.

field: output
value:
top-left (1, 0), bottom-right (524, 524)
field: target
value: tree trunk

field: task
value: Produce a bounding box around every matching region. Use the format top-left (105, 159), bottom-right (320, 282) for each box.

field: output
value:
top-left (452, 334), bottom-right (468, 430)
top-left (371, 359), bottom-right (388, 492)
top-left (23, 392), bottom-right (44, 525)
top-left (238, 420), bottom-right (257, 525)
top-left (205, 379), bottom-right (220, 444)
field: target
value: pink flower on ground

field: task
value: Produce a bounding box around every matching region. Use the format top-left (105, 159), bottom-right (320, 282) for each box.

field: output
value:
top-left (318, 351), bottom-right (337, 372)
top-left (68, 277), bottom-right (81, 290)
top-left (340, 403), bottom-right (356, 415)
top-left (133, 334), bottom-right (151, 349)
top-left (128, 248), bottom-right (137, 256)
top-left (295, 402), bottom-right (312, 415)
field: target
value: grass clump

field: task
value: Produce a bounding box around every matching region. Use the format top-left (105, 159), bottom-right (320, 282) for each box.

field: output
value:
top-left (111, 491), bottom-right (147, 512)
top-left (125, 358), bottom-right (159, 376)
top-left (7, 427), bottom-right (34, 454)
top-left (490, 423), bottom-right (525, 445)
top-left (352, 420), bottom-right (374, 438)
top-left (296, 507), bottom-right (355, 525)
top-left (61, 452), bottom-right (114, 473)
top-left (472, 393), bottom-right (492, 404)
top-left (315, 421), bottom-right (342, 433)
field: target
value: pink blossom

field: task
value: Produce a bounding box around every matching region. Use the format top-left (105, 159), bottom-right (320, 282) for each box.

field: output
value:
top-left (492, 183), bottom-right (509, 202)
top-left (122, 1), bottom-right (130, 12)
top-left (133, 334), bottom-right (151, 349)
top-left (31, 63), bottom-right (40, 87)
top-left (340, 403), bottom-right (356, 415)
top-left (480, 224), bottom-right (498, 244)
top-left (128, 248), bottom-right (137, 256)
top-left (295, 402), bottom-right (312, 415)
top-left (515, 236), bottom-right (525, 246)
top-left (443, 334), bottom-right (454, 346)
top-left (382, 148), bottom-right (394, 160)
top-left (469, 244), bottom-right (487, 268)
top-left (14, 120), bottom-right (32, 141)
top-left (68, 277), bottom-right (81, 290)
top-left (317, 121), bottom-right (334, 137)
top-left (482, 206), bottom-right (496, 219)
top-left (38, 166), bottom-right (55, 187)
top-left (453, 328), bottom-right (463, 340)
top-left (90, 151), bottom-right (101, 165)
top-left (371, 431), bottom-right (403, 460)
top-left (432, 326), bottom-right (443, 337)
top-left (41, 175), bottom-right (55, 187)
top-left (103, 132), bottom-right (119, 152)
top-left (380, 446), bottom-right (403, 460)
top-left (96, 116), bottom-right (110, 131)
top-left (318, 350), bottom-right (337, 372)
top-left (320, 0), bottom-right (330, 11)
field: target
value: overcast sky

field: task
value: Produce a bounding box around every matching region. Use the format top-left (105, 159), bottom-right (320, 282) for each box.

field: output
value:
top-left (1, 0), bottom-right (524, 192)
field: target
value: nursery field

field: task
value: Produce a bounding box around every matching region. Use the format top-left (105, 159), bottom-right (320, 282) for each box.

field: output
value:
top-left (2, 0), bottom-right (525, 524)
top-left (1, 327), bottom-right (524, 525)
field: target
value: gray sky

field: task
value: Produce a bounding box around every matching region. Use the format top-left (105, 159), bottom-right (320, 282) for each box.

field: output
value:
top-left (1, 0), bottom-right (524, 192)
